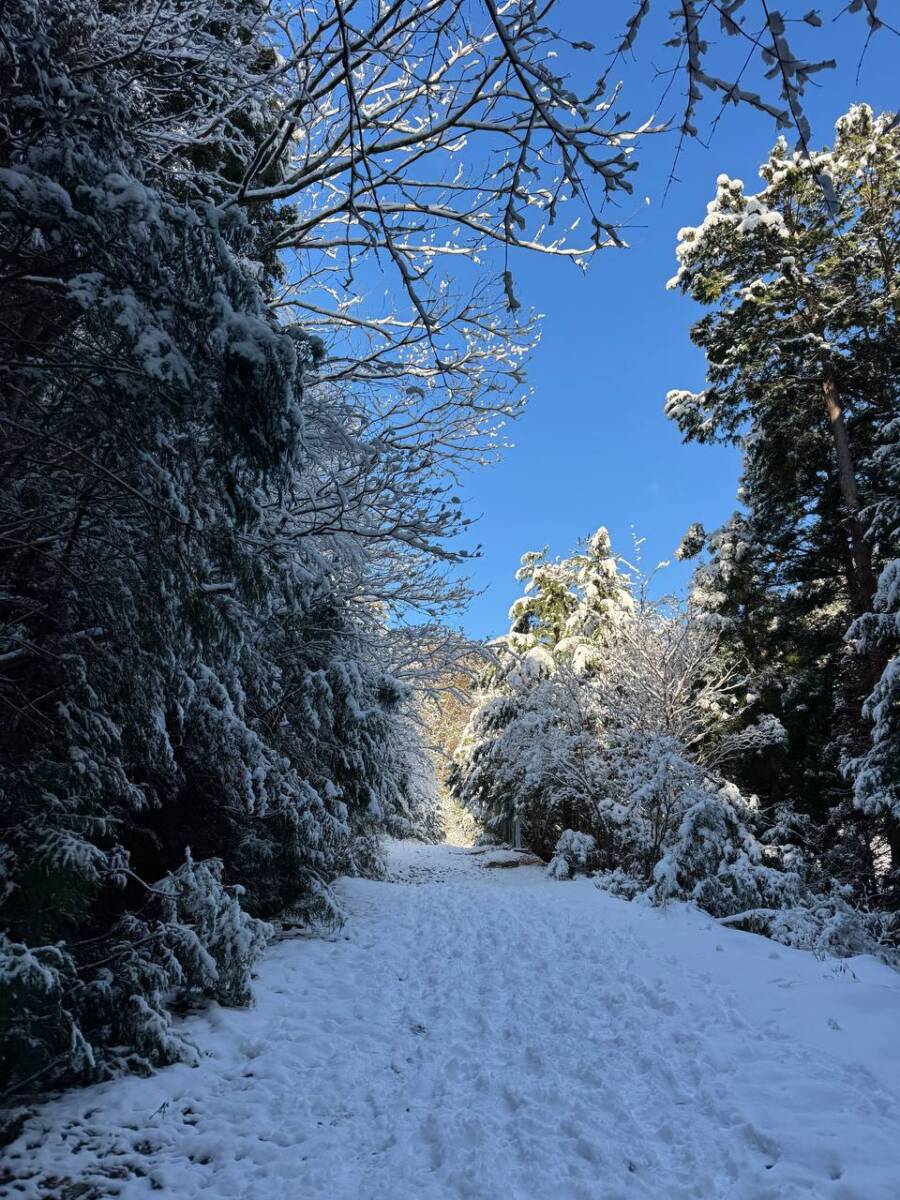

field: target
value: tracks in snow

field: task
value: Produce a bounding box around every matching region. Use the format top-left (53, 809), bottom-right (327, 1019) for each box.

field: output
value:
top-left (3, 841), bottom-right (900, 1199)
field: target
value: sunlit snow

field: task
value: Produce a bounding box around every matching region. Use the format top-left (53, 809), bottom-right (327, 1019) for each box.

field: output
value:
top-left (6, 840), bottom-right (900, 1199)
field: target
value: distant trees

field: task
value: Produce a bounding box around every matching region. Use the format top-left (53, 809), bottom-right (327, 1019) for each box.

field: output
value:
top-left (451, 526), bottom-right (894, 952)
top-left (450, 529), bottom-right (804, 916)
top-left (666, 106), bottom-right (900, 899)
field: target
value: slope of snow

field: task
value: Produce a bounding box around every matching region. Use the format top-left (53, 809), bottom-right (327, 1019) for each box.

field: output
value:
top-left (4, 841), bottom-right (899, 1199)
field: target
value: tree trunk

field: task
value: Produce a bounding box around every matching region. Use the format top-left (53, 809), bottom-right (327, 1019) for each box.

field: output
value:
top-left (821, 374), bottom-right (877, 616)
top-left (820, 379), bottom-right (900, 878)
top-left (888, 816), bottom-right (900, 881)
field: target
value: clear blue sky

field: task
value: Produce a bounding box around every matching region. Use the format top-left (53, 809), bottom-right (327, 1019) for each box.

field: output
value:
top-left (451, 3), bottom-right (895, 640)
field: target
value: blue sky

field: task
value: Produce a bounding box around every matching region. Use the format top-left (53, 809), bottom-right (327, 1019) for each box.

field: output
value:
top-left (449, 3), bottom-right (895, 639)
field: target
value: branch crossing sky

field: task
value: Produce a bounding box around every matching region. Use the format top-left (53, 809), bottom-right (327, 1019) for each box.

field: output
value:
top-left (454, 2), bottom-right (895, 638)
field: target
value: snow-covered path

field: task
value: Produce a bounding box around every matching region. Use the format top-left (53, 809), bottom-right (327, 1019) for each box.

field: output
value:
top-left (4, 842), bottom-right (900, 1200)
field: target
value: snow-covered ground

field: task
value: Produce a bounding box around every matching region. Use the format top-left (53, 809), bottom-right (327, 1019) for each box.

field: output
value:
top-left (4, 840), bottom-right (900, 1199)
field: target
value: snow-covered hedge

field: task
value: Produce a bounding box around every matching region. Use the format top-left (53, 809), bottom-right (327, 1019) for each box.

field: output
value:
top-left (547, 831), bottom-right (599, 879)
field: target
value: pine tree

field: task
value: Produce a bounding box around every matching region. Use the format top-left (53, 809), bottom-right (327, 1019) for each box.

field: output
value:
top-left (667, 106), bottom-right (900, 887)
top-left (451, 529), bottom-right (633, 855)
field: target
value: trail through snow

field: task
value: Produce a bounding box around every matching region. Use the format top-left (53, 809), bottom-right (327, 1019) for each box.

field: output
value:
top-left (4, 841), bottom-right (900, 1199)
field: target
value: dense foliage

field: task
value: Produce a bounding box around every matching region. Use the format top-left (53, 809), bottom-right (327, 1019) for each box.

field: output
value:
top-left (2, 0), bottom-right (897, 1110)
top-left (0, 0), bottom-right (444, 1101)
top-left (451, 525), bottom-right (896, 954)
top-left (452, 109), bottom-right (897, 948)
top-left (5, 0), bottom-right (702, 1107)
top-left (667, 106), bottom-right (899, 903)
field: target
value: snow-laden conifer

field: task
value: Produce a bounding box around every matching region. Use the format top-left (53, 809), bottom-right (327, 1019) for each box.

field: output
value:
top-left (452, 527), bottom-right (893, 953)
top-left (667, 105), bottom-right (900, 897)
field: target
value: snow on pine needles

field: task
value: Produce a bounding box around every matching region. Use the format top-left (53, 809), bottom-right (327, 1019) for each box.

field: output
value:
top-left (3, 840), bottom-right (900, 1200)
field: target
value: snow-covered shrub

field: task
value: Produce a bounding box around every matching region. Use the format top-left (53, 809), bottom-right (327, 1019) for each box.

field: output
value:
top-left (710, 890), bottom-right (899, 962)
top-left (451, 667), bottom-right (603, 857)
top-left (475, 831), bottom-right (503, 847)
top-left (643, 780), bottom-right (898, 959)
top-left (649, 781), bottom-right (802, 916)
top-left (547, 830), bottom-right (598, 879)
top-left (0, 853), bottom-right (273, 1093)
top-left (589, 732), bottom-right (699, 881)
top-left (593, 869), bottom-right (645, 900)
top-left (0, 935), bottom-right (88, 1095)
top-left (764, 897), bottom-right (897, 959)
top-left (158, 854), bottom-right (273, 1007)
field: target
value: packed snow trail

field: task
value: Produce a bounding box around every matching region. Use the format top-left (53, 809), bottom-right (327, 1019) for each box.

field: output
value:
top-left (4, 843), bottom-right (900, 1200)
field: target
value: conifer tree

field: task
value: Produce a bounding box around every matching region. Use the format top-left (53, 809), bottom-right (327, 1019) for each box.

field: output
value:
top-left (667, 106), bottom-right (900, 886)
top-left (450, 530), bottom-right (633, 853)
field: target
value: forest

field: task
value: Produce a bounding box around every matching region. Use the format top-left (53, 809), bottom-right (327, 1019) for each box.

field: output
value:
top-left (0, 2), bottom-right (898, 1192)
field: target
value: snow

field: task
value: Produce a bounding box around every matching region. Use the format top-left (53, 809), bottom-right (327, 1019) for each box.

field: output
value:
top-left (5, 840), bottom-right (900, 1199)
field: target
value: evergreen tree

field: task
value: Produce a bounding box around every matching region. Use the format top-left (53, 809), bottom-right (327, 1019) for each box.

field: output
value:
top-left (508, 528), bottom-right (634, 667)
top-left (0, 0), bottom-right (445, 1099)
top-left (450, 529), bottom-right (634, 855)
top-left (666, 106), bottom-right (900, 887)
